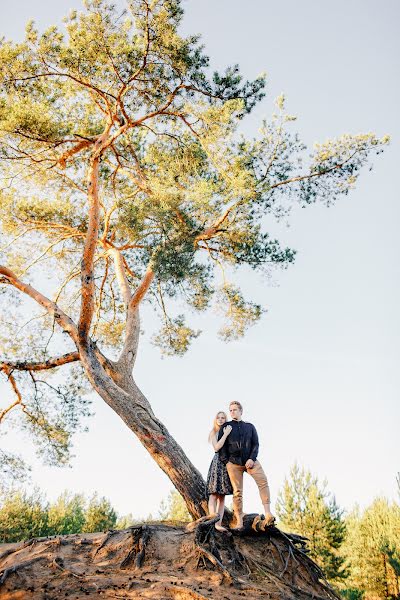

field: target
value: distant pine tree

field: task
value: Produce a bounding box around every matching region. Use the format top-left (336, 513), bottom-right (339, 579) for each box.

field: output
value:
top-left (47, 491), bottom-right (86, 535)
top-left (82, 492), bottom-right (117, 533)
top-left (276, 463), bottom-right (348, 582)
top-left (0, 487), bottom-right (121, 541)
top-left (340, 498), bottom-right (400, 599)
top-left (158, 489), bottom-right (191, 522)
top-left (0, 488), bottom-right (48, 543)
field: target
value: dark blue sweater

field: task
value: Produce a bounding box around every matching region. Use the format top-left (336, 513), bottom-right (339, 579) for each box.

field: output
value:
top-left (217, 420), bottom-right (259, 465)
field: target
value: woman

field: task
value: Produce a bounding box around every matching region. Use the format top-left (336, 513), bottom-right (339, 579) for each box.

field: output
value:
top-left (206, 411), bottom-right (233, 532)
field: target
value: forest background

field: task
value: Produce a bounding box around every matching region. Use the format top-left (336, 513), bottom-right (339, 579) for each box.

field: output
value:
top-left (0, 1), bottom-right (399, 596)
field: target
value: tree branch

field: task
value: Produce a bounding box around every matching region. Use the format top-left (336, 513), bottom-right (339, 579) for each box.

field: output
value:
top-left (267, 150), bottom-right (359, 191)
top-left (107, 246), bottom-right (132, 306)
top-left (78, 154), bottom-right (102, 341)
top-left (128, 265), bottom-right (154, 313)
top-left (0, 352), bottom-right (80, 373)
top-left (115, 260), bottom-right (155, 371)
top-left (0, 265), bottom-right (79, 343)
top-left (0, 366), bottom-right (26, 423)
top-left (57, 139), bottom-right (94, 169)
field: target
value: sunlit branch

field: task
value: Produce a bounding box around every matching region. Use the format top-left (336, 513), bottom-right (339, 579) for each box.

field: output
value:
top-left (0, 352), bottom-right (80, 373)
top-left (0, 366), bottom-right (27, 424)
top-left (267, 149), bottom-right (360, 191)
top-left (126, 262), bottom-right (155, 313)
top-left (57, 139), bottom-right (94, 169)
top-left (107, 246), bottom-right (132, 306)
top-left (0, 265), bottom-right (79, 343)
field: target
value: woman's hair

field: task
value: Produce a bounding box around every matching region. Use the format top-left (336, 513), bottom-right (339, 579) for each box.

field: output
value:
top-left (208, 411), bottom-right (227, 443)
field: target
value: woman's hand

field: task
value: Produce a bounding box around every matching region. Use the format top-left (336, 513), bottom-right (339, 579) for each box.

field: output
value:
top-left (223, 425), bottom-right (232, 436)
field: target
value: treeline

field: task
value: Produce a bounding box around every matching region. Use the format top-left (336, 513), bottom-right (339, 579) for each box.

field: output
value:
top-left (1, 467), bottom-right (399, 600)
top-left (0, 487), bottom-right (189, 544)
top-left (0, 489), bottom-right (135, 541)
top-left (275, 464), bottom-right (400, 600)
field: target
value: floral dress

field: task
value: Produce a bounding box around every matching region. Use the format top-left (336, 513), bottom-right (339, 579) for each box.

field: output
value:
top-left (206, 451), bottom-right (233, 496)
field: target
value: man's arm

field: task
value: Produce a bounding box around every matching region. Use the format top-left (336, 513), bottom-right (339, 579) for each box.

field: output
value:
top-left (249, 424), bottom-right (259, 462)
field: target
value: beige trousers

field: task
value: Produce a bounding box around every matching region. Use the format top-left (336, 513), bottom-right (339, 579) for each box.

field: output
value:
top-left (226, 460), bottom-right (270, 517)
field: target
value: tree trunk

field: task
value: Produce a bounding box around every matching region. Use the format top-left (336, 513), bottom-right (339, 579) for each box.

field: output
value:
top-left (78, 342), bottom-right (208, 519)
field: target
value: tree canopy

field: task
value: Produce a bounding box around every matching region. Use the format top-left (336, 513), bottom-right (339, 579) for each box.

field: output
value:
top-left (0, 0), bottom-right (389, 501)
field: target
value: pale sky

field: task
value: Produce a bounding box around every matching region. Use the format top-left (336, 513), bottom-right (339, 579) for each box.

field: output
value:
top-left (1, 0), bottom-right (399, 520)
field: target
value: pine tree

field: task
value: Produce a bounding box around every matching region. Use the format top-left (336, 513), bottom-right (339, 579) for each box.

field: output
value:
top-left (0, 0), bottom-right (389, 518)
top-left (276, 463), bottom-right (348, 582)
top-left (47, 491), bottom-right (86, 535)
top-left (158, 489), bottom-right (191, 522)
top-left (341, 498), bottom-right (400, 599)
top-left (0, 488), bottom-right (48, 542)
top-left (83, 492), bottom-right (117, 532)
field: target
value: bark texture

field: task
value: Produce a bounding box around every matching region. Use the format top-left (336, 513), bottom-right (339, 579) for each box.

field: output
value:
top-left (79, 342), bottom-right (208, 519)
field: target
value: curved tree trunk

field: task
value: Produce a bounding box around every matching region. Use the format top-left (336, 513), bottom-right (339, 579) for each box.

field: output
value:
top-left (78, 342), bottom-right (208, 519)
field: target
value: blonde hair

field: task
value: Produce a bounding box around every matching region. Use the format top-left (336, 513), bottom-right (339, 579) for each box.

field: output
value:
top-left (229, 400), bottom-right (243, 412)
top-left (208, 411), bottom-right (227, 443)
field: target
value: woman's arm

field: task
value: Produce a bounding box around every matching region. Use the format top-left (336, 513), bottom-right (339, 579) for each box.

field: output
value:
top-left (212, 425), bottom-right (232, 451)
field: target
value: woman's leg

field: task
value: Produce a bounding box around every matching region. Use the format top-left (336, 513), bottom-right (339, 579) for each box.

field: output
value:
top-left (216, 495), bottom-right (225, 523)
top-left (208, 493), bottom-right (217, 515)
top-left (215, 495), bottom-right (228, 531)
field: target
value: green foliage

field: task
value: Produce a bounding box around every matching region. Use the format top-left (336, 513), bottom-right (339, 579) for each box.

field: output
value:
top-left (276, 463), bottom-right (348, 582)
top-left (217, 284), bottom-right (263, 341)
top-left (47, 491), bottom-right (86, 535)
top-left (0, 488), bottom-right (120, 542)
top-left (158, 489), bottom-right (191, 522)
top-left (82, 492), bottom-right (117, 533)
top-left (340, 498), bottom-right (400, 599)
top-left (0, 0), bottom-right (387, 355)
top-left (340, 589), bottom-right (365, 600)
top-left (152, 314), bottom-right (200, 356)
top-left (18, 366), bottom-right (93, 467)
top-left (0, 449), bottom-right (31, 493)
top-left (115, 513), bottom-right (138, 529)
top-left (0, 488), bottom-right (49, 543)
top-left (47, 491), bottom-right (116, 535)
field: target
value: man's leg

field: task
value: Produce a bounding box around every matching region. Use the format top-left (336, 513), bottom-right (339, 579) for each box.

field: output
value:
top-left (226, 462), bottom-right (245, 528)
top-left (247, 460), bottom-right (274, 522)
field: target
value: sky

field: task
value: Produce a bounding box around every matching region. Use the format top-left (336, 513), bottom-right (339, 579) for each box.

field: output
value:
top-left (0, 0), bottom-right (399, 520)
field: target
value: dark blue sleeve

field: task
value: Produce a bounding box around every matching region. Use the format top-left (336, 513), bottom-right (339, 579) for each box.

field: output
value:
top-left (249, 424), bottom-right (259, 461)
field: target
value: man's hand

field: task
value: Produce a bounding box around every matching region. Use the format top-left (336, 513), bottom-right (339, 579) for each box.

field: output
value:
top-left (245, 459), bottom-right (255, 469)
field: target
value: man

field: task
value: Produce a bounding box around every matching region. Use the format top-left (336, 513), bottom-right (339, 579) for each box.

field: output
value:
top-left (218, 401), bottom-right (274, 529)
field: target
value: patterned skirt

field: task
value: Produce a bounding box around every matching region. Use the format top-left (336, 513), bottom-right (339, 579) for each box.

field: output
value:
top-left (206, 453), bottom-right (233, 496)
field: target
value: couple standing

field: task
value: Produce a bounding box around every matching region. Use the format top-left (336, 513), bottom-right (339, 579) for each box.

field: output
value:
top-left (207, 401), bottom-right (275, 532)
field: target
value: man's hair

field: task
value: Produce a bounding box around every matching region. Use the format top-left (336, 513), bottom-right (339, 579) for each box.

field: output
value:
top-left (229, 401), bottom-right (243, 411)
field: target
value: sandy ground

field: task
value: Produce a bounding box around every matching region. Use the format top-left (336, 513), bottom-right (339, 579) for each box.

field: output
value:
top-left (0, 522), bottom-right (339, 600)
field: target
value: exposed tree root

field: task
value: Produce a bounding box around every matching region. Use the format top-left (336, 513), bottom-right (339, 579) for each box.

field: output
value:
top-left (0, 555), bottom-right (47, 586)
top-left (186, 514), bottom-right (233, 583)
top-left (0, 538), bottom-right (37, 562)
top-left (0, 523), bottom-right (340, 599)
top-left (120, 525), bottom-right (150, 569)
top-left (93, 528), bottom-right (120, 557)
top-left (50, 555), bottom-right (86, 580)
